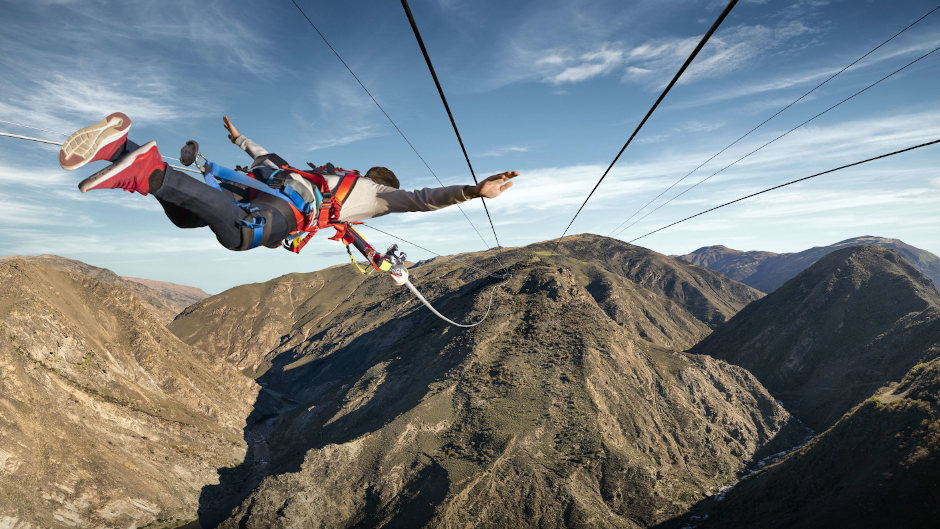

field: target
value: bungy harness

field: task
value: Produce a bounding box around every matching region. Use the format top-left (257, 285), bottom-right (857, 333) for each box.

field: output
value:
top-left (181, 141), bottom-right (492, 327)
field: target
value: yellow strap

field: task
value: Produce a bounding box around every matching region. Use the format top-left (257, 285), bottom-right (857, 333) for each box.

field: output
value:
top-left (346, 245), bottom-right (374, 275)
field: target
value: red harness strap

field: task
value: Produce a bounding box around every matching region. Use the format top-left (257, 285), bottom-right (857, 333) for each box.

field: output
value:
top-left (283, 170), bottom-right (360, 253)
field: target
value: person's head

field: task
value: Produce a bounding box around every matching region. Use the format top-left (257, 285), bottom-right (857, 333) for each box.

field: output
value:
top-left (365, 166), bottom-right (400, 189)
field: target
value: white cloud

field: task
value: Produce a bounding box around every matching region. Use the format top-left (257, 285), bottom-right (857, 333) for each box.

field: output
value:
top-left (550, 46), bottom-right (625, 84)
top-left (478, 146), bottom-right (529, 157)
top-left (307, 125), bottom-right (383, 151)
top-left (521, 18), bottom-right (816, 89)
top-left (0, 161), bottom-right (71, 187)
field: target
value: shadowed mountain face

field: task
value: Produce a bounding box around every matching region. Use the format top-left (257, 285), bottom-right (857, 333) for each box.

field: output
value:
top-left (170, 235), bottom-right (798, 528)
top-left (0, 260), bottom-right (257, 529)
top-left (672, 355), bottom-right (940, 529)
top-left (0, 254), bottom-right (208, 322)
top-left (692, 245), bottom-right (940, 431)
top-left (677, 236), bottom-right (940, 293)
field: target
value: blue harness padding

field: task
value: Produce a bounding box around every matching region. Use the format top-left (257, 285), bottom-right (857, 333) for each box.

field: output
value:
top-left (205, 162), bottom-right (325, 250)
top-left (241, 213), bottom-right (266, 249)
top-left (252, 166), bottom-right (319, 215)
top-left (204, 162), bottom-right (322, 214)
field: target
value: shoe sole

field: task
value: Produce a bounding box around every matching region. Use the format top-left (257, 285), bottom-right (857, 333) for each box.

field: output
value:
top-left (59, 112), bottom-right (131, 170)
top-left (79, 140), bottom-right (156, 193)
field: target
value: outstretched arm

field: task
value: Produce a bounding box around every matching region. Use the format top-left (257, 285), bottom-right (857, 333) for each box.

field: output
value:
top-left (463, 171), bottom-right (518, 199)
top-left (340, 170), bottom-right (520, 222)
top-left (222, 115), bottom-right (272, 162)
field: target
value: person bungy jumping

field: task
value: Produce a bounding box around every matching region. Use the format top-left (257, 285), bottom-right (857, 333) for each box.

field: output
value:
top-left (59, 112), bottom-right (517, 252)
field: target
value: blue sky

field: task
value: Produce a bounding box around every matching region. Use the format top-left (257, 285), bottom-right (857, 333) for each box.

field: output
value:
top-left (1, 0), bottom-right (939, 293)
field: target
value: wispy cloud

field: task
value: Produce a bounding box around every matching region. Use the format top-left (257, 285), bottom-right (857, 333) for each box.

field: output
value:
top-left (307, 125), bottom-right (383, 151)
top-left (513, 19), bottom-right (816, 88)
top-left (541, 45), bottom-right (626, 84)
top-left (169, 2), bottom-right (275, 76)
top-left (298, 79), bottom-right (387, 151)
top-left (679, 36), bottom-right (940, 110)
top-left (478, 146), bottom-right (529, 157)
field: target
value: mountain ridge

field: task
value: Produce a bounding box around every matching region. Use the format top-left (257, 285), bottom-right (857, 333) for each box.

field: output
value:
top-left (0, 254), bottom-right (208, 322)
top-left (676, 236), bottom-right (940, 293)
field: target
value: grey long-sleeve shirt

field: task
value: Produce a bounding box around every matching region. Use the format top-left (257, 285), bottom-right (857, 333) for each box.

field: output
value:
top-left (234, 135), bottom-right (472, 222)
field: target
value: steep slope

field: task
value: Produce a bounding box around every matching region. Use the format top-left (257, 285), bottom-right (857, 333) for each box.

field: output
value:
top-left (677, 236), bottom-right (940, 293)
top-left (0, 254), bottom-right (208, 322)
top-left (172, 235), bottom-right (796, 528)
top-left (692, 245), bottom-right (940, 431)
top-left (679, 355), bottom-right (940, 529)
top-left (170, 234), bottom-right (763, 376)
top-left (0, 260), bottom-right (257, 529)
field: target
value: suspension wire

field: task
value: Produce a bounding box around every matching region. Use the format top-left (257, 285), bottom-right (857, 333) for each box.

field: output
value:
top-left (400, 0), bottom-right (502, 249)
top-left (627, 138), bottom-right (940, 244)
top-left (361, 222), bottom-right (511, 280)
top-left (608, 3), bottom-right (940, 237)
top-left (0, 119), bottom-right (68, 137)
top-left (613, 42), bottom-right (940, 238)
top-left (287, 0), bottom-right (494, 253)
top-left (0, 131), bottom-right (201, 175)
top-left (556, 0), bottom-right (739, 241)
top-left (360, 221), bottom-right (509, 328)
top-left (0, 131), bottom-right (62, 146)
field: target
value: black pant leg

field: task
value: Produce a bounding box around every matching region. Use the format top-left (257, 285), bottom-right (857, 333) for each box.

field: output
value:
top-left (152, 167), bottom-right (290, 250)
top-left (156, 197), bottom-right (208, 228)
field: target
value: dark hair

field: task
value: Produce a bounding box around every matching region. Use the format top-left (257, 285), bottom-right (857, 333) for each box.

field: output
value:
top-left (364, 166), bottom-right (400, 189)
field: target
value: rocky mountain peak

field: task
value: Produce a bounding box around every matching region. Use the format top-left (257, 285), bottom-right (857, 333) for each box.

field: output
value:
top-left (692, 245), bottom-right (940, 431)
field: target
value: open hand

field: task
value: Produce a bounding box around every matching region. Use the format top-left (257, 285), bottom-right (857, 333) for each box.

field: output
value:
top-left (470, 171), bottom-right (518, 199)
top-left (222, 115), bottom-right (240, 143)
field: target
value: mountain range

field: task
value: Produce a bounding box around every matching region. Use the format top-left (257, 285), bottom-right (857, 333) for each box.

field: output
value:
top-left (676, 236), bottom-right (940, 293)
top-left (1, 233), bottom-right (938, 528)
top-left (172, 234), bottom-right (793, 528)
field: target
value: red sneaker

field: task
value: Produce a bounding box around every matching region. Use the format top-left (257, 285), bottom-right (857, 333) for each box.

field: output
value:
top-left (78, 141), bottom-right (165, 195)
top-left (59, 112), bottom-right (131, 170)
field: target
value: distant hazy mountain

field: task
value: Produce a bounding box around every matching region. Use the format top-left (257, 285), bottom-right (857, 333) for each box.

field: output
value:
top-left (0, 259), bottom-right (257, 529)
top-left (692, 245), bottom-right (940, 431)
top-left (669, 355), bottom-right (940, 529)
top-left (122, 275), bottom-right (209, 310)
top-left (171, 234), bottom-right (795, 528)
top-left (676, 236), bottom-right (940, 293)
top-left (0, 254), bottom-right (208, 321)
